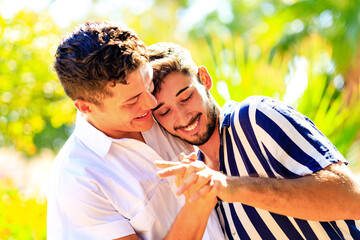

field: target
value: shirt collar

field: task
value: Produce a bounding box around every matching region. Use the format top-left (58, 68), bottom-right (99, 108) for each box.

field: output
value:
top-left (73, 111), bottom-right (112, 158)
top-left (219, 100), bottom-right (238, 130)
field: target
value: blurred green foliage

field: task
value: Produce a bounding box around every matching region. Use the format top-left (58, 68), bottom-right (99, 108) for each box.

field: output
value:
top-left (0, 179), bottom-right (46, 239)
top-left (0, 11), bottom-right (75, 155)
top-left (1, 0), bottom-right (360, 238)
top-left (0, 0), bottom-right (359, 169)
top-left (140, 0), bottom-right (360, 166)
top-left (185, 0), bottom-right (360, 165)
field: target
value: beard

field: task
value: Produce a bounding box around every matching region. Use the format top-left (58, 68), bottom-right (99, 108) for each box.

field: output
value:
top-left (167, 95), bottom-right (219, 146)
top-left (185, 100), bottom-right (218, 145)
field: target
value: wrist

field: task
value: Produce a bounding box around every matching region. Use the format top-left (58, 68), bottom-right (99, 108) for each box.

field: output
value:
top-left (185, 197), bottom-right (217, 214)
top-left (220, 176), bottom-right (240, 203)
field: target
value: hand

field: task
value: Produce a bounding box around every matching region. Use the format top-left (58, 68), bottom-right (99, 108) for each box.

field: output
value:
top-left (155, 158), bottom-right (227, 202)
top-left (176, 153), bottom-right (197, 187)
top-left (155, 152), bottom-right (197, 188)
top-left (156, 153), bottom-right (205, 201)
top-left (179, 152), bottom-right (197, 163)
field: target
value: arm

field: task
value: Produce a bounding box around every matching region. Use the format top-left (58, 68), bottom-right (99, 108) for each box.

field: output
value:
top-left (157, 160), bottom-right (360, 221)
top-left (157, 157), bottom-right (220, 240)
top-left (221, 161), bottom-right (360, 221)
top-left (114, 202), bottom-right (215, 240)
top-left (164, 199), bottom-right (216, 240)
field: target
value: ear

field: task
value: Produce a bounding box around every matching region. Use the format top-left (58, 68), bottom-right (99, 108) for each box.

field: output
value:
top-left (198, 66), bottom-right (212, 90)
top-left (74, 99), bottom-right (93, 114)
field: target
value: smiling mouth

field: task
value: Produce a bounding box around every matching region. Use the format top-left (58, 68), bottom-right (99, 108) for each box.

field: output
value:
top-left (176, 114), bottom-right (201, 132)
top-left (136, 111), bottom-right (149, 119)
top-left (184, 118), bottom-right (199, 132)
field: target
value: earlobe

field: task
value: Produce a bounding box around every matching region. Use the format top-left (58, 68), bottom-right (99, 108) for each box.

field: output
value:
top-left (74, 99), bottom-right (92, 114)
top-left (198, 65), bottom-right (213, 90)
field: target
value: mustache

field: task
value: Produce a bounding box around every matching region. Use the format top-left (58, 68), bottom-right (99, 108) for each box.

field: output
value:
top-left (174, 113), bottom-right (201, 131)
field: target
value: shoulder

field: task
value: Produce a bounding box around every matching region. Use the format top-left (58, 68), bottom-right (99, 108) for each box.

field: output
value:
top-left (48, 136), bottom-right (130, 227)
top-left (222, 96), bottom-right (279, 126)
top-left (236, 96), bottom-right (305, 126)
top-left (222, 96), bottom-right (279, 117)
top-left (237, 96), bottom-right (295, 114)
top-left (221, 96), bottom-right (308, 138)
top-left (54, 134), bottom-right (104, 175)
top-left (49, 133), bottom-right (112, 204)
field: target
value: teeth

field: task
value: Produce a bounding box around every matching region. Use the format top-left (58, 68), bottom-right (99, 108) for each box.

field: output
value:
top-left (184, 118), bottom-right (199, 131)
top-left (138, 112), bottom-right (148, 118)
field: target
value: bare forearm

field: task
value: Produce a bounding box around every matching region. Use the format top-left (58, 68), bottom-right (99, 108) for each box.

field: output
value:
top-left (222, 163), bottom-right (360, 221)
top-left (164, 201), bottom-right (215, 240)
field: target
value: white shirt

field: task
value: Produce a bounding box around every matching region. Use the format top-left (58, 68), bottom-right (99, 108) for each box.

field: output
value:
top-left (47, 112), bottom-right (224, 240)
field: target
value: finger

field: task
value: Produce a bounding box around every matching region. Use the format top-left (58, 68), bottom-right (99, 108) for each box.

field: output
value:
top-left (176, 168), bottom-right (211, 195)
top-left (187, 160), bottom-right (206, 173)
top-left (181, 158), bottom-right (191, 164)
top-left (189, 184), bottom-right (212, 202)
top-left (179, 153), bottom-right (185, 162)
top-left (211, 180), bottom-right (222, 195)
top-left (176, 172), bottom-right (199, 195)
top-left (207, 178), bottom-right (224, 201)
top-left (181, 152), bottom-right (198, 163)
top-left (154, 160), bottom-right (180, 169)
top-left (187, 152), bottom-right (198, 162)
top-left (157, 165), bottom-right (187, 178)
top-left (175, 175), bottom-right (182, 187)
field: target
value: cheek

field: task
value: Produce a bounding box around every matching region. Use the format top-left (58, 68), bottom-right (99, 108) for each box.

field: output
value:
top-left (153, 113), bottom-right (162, 123)
top-left (156, 115), bottom-right (172, 129)
top-left (158, 117), bottom-right (168, 126)
top-left (191, 93), bottom-right (207, 110)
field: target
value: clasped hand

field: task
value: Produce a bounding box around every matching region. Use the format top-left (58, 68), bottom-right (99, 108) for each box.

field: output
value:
top-left (155, 153), bottom-right (227, 203)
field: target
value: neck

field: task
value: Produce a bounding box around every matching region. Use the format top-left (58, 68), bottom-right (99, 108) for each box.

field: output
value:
top-left (119, 131), bottom-right (145, 142)
top-left (197, 123), bottom-right (220, 171)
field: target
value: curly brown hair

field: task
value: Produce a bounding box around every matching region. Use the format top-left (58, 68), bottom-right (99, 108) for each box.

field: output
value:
top-left (54, 21), bottom-right (148, 106)
top-left (147, 42), bottom-right (200, 95)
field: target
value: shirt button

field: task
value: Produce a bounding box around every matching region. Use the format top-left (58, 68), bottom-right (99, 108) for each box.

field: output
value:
top-left (232, 231), bottom-right (237, 235)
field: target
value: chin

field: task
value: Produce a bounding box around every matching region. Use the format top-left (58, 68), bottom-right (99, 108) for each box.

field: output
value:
top-left (138, 119), bottom-right (154, 131)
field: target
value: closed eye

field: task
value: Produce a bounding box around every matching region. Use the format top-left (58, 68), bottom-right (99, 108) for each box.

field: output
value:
top-left (181, 93), bottom-right (193, 103)
top-left (160, 109), bottom-right (170, 117)
top-left (126, 97), bottom-right (138, 106)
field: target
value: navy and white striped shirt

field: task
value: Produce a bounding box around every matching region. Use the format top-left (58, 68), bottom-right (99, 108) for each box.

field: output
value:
top-left (212, 96), bottom-right (360, 240)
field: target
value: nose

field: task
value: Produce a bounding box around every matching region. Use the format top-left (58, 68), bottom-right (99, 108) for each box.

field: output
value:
top-left (142, 91), bottom-right (157, 110)
top-left (174, 106), bottom-right (191, 127)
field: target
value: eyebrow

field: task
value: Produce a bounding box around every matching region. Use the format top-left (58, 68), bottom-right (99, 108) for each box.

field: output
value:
top-left (153, 86), bottom-right (190, 111)
top-left (176, 86), bottom-right (189, 97)
top-left (152, 102), bottom-right (163, 111)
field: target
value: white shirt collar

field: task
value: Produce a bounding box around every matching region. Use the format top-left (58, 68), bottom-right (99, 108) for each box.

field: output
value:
top-left (73, 111), bottom-right (112, 158)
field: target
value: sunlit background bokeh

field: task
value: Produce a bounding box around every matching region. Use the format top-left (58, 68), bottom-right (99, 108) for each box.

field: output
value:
top-left (1, 0), bottom-right (360, 238)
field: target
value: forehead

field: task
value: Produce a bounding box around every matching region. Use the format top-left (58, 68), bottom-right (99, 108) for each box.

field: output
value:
top-left (157, 72), bottom-right (194, 95)
top-left (106, 64), bottom-right (152, 100)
